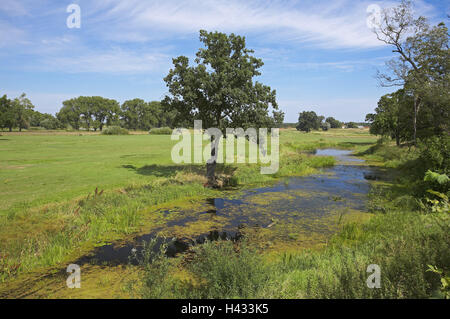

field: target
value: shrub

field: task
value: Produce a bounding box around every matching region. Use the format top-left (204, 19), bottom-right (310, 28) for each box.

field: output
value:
top-left (149, 127), bottom-right (172, 135)
top-left (185, 240), bottom-right (271, 298)
top-left (418, 135), bottom-right (450, 174)
top-left (101, 126), bottom-right (129, 135)
top-left (132, 238), bottom-right (271, 299)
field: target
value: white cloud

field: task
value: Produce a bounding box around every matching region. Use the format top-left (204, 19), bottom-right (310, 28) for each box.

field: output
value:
top-left (39, 48), bottom-right (171, 74)
top-left (86, 0), bottom-right (394, 49)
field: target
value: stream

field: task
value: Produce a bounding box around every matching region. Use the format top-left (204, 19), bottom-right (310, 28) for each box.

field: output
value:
top-left (75, 149), bottom-right (377, 266)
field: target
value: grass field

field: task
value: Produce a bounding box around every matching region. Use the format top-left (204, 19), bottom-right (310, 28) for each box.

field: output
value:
top-left (0, 128), bottom-right (376, 212)
top-left (3, 128), bottom-right (447, 299)
top-left (0, 128), bottom-right (376, 284)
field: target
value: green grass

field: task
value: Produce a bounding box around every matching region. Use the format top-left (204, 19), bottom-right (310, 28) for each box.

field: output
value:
top-left (0, 134), bottom-right (176, 212)
top-left (124, 137), bottom-right (449, 299)
top-left (0, 128), bottom-right (378, 288)
top-left (129, 209), bottom-right (449, 298)
top-left (129, 154), bottom-right (449, 299)
top-left (0, 128), bottom-right (375, 212)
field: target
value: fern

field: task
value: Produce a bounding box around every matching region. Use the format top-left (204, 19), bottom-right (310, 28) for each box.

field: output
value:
top-left (424, 170), bottom-right (450, 185)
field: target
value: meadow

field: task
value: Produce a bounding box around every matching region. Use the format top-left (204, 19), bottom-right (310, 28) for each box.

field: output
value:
top-left (0, 129), bottom-right (375, 212)
top-left (0, 128), bottom-right (448, 299)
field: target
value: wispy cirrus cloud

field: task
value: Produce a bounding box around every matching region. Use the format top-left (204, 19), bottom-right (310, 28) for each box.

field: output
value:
top-left (0, 0), bottom-right (443, 73)
top-left (81, 0), bottom-right (439, 48)
top-left (87, 0), bottom-right (386, 49)
top-left (40, 48), bottom-right (171, 74)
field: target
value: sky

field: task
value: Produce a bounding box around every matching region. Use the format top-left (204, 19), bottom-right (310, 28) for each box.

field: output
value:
top-left (0, 0), bottom-right (448, 122)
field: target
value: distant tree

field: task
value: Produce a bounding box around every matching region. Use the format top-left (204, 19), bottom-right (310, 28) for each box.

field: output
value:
top-left (296, 111), bottom-right (320, 132)
top-left (90, 97), bottom-right (120, 131)
top-left (0, 94), bottom-right (15, 131)
top-left (29, 110), bottom-right (61, 129)
top-left (40, 117), bottom-right (61, 130)
top-left (57, 99), bottom-right (82, 129)
top-left (346, 122), bottom-right (358, 129)
top-left (325, 117), bottom-right (342, 128)
top-left (58, 96), bottom-right (120, 131)
top-left (151, 101), bottom-right (180, 128)
top-left (12, 93), bottom-right (34, 131)
top-left (163, 30), bottom-right (280, 185)
top-left (121, 99), bottom-right (157, 130)
top-left (321, 121), bottom-right (331, 131)
top-left (29, 110), bottom-right (44, 127)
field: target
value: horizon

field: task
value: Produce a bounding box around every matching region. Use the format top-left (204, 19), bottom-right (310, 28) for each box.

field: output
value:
top-left (0, 0), bottom-right (448, 122)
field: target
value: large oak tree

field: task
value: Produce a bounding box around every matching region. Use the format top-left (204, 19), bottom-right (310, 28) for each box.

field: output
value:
top-left (162, 30), bottom-right (281, 185)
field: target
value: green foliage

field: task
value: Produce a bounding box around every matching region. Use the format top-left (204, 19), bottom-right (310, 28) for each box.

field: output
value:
top-left (134, 239), bottom-right (271, 299)
top-left (346, 122), bottom-right (358, 129)
top-left (29, 110), bottom-right (62, 129)
top-left (418, 135), bottom-right (450, 174)
top-left (365, 89), bottom-right (413, 145)
top-left (370, 1), bottom-right (449, 146)
top-left (325, 117), bottom-right (342, 129)
top-left (131, 238), bottom-right (175, 298)
top-left (149, 127), bottom-right (173, 135)
top-left (296, 111), bottom-right (320, 132)
top-left (321, 121), bottom-right (331, 131)
top-left (101, 126), bottom-right (129, 135)
top-left (0, 94), bottom-right (14, 131)
top-left (0, 93), bottom-right (34, 131)
top-left (120, 99), bottom-right (176, 131)
top-left (186, 240), bottom-right (271, 298)
top-left (162, 30), bottom-right (280, 132)
top-left (132, 210), bottom-right (449, 299)
top-left (424, 170), bottom-right (450, 185)
top-left (427, 265), bottom-right (450, 299)
top-left (423, 190), bottom-right (449, 214)
top-left (58, 96), bottom-right (120, 131)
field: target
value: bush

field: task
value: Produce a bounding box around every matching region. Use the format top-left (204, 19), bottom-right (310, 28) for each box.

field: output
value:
top-left (101, 126), bottom-right (129, 135)
top-left (418, 135), bottom-right (450, 174)
top-left (185, 240), bottom-right (271, 298)
top-left (132, 238), bottom-right (271, 298)
top-left (149, 127), bottom-right (172, 135)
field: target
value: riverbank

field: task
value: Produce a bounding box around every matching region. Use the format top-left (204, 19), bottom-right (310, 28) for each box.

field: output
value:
top-left (0, 129), bottom-right (375, 295)
top-left (128, 142), bottom-right (449, 299)
top-left (5, 130), bottom-right (447, 299)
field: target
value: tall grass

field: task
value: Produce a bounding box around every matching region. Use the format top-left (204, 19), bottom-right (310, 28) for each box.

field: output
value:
top-left (131, 209), bottom-right (449, 299)
top-left (129, 141), bottom-right (450, 299)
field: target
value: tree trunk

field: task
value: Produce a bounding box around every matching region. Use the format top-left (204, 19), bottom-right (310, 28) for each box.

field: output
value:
top-left (413, 96), bottom-right (421, 146)
top-left (396, 135), bottom-right (400, 146)
top-left (9, 127), bottom-right (12, 132)
top-left (206, 135), bottom-right (218, 187)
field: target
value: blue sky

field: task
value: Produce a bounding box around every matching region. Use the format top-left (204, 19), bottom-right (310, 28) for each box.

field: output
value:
top-left (0, 0), bottom-right (448, 122)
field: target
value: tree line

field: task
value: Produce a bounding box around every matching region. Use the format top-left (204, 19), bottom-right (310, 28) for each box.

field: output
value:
top-left (296, 111), bottom-right (346, 132)
top-left (0, 94), bottom-right (179, 131)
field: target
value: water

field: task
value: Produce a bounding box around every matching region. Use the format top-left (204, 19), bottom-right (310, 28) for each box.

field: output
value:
top-left (76, 149), bottom-right (376, 266)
